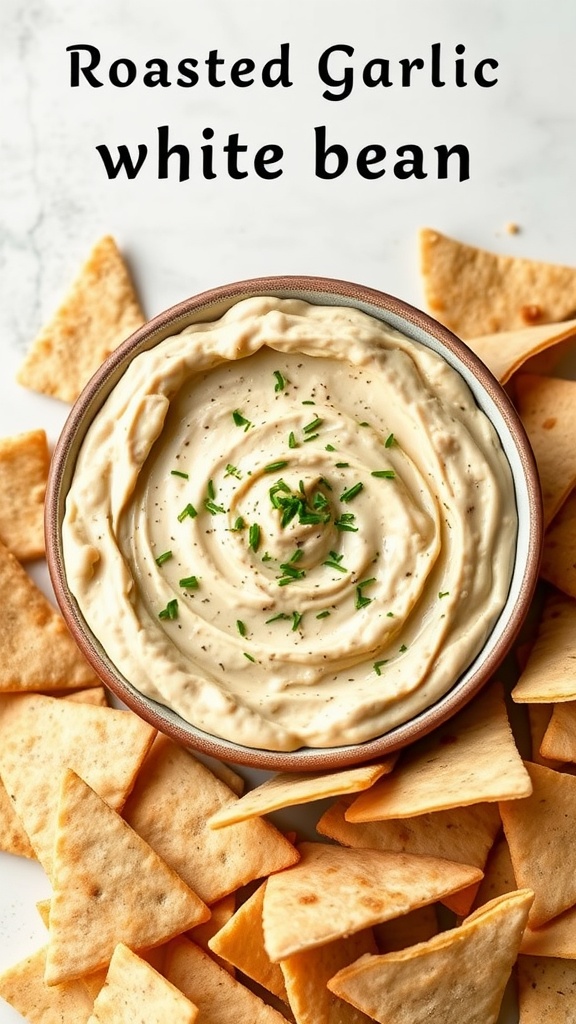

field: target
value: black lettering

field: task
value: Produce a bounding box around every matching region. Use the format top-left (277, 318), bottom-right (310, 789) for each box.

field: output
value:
top-left (430, 42), bottom-right (445, 87)
top-left (223, 133), bottom-right (248, 179)
top-left (206, 49), bottom-right (226, 87)
top-left (177, 58), bottom-right (199, 87)
top-left (474, 58), bottom-right (498, 86)
top-left (262, 43), bottom-right (292, 87)
top-left (254, 144), bottom-right (283, 179)
top-left (362, 58), bottom-right (392, 89)
top-left (96, 142), bottom-right (147, 179)
top-left (314, 126), bottom-right (348, 178)
top-left (201, 127), bottom-right (216, 179)
top-left (67, 44), bottom-right (103, 87)
top-left (318, 44), bottom-right (354, 101)
top-left (158, 125), bottom-right (190, 181)
top-left (357, 145), bottom-right (386, 179)
top-left (399, 57), bottom-right (424, 87)
top-left (394, 145), bottom-right (427, 179)
top-left (436, 143), bottom-right (470, 181)
top-left (109, 58), bottom-right (137, 88)
top-left (143, 58), bottom-right (170, 88)
top-left (455, 44), bottom-right (466, 87)
top-left (231, 58), bottom-right (255, 87)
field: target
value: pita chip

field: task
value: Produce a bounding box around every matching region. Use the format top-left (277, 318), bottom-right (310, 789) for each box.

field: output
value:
top-left (17, 236), bottom-right (144, 404)
top-left (521, 904), bottom-right (576, 959)
top-left (0, 429), bottom-right (49, 560)
top-left (419, 227), bottom-right (576, 337)
top-left (208, 760), bottom-right (395, 829)
top-left (45, 770), bottom-right (209, 985)
top-left (515, 374), bottom-right (576, 526)
top-left (0, 775), bottom-right (35, 858)
top-left (280, 929), bottom-right (378, 1024)
top-left (209, 882), bottom-right (287, 1001)
top-left (262, 841), bottom-right (483, 962)
top-left (541, 491), bottom-right (576, 599)
top-left (86, 944), bottom-right (198, 1024)
top-left (468, 320), bottom-right (576, 384)
top-left (471, 836), bottom-right (517, 911)
top-left (187, 894), bottom-right (236, 973)
top-left (500, 760), bottom-right (576, 927)
top-left (512, 592), bottom-right (576, 703)
top-left (540, 702), bottom-right (576, 762)
top-left (345, 685), bottom-right (530, 822)
top-left (0, 692), bottom-right (156, 874)
top-left (122, 734), bottom-right (298, 905)
top-left (526, 703), bottom-right (565, 769)
top-left (0, 946), bottom-right (93, 1024)
top-left (164, 936), bottom-right (287, 1024)
top-left (0, 540), bottom-right (99, 692)
top-left (518, 955), bottom-right (576, 1023)
top-left (327, 890), bottom-right (533, 1024)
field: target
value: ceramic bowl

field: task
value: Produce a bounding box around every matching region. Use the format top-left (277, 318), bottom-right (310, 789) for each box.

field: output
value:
top-left (45, 276), bottom-right (542, 771)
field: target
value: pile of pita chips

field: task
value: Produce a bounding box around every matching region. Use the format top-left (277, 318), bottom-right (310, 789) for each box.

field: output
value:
top-left (86, 944), bottom-right (199, 1024)
top-left (17, 236), bottom-right (144, 404)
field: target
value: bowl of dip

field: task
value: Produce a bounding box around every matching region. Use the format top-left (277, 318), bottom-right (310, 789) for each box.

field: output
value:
top-left (46, 277), bottom-right (542, 770)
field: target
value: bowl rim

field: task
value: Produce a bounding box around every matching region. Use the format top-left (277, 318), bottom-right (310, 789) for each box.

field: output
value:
top-left (45, 274), bottom-right (543, 771)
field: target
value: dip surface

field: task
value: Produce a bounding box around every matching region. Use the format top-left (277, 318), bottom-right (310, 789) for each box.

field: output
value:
top-left (62, 297), bottom-right (517, 750)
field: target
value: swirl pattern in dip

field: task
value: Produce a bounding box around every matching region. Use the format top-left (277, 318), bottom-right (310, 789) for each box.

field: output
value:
top-left (62, 297), bottom-right (517, 750)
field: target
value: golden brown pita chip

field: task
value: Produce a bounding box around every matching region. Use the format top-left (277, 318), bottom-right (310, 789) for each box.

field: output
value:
top-left (122, 734), bottom-right (298, 905)
top-left (45, 770), bottom-right (209, 985)
top-left (471, 836), bottom-right (516, 911)
top-left (0, 540), bottom-right (99, 692)
top-left (500, 761), bottom-right (576, 927)
top-left (515, 375), bottom-right (576, 526)
top-left (518, 955), bottom-right (576, 1022)
top-left (0, 693), bottom-right (156, 874)
top-left (165, 936), bottom-right (287, 1023)
top-left (202, 758), bottom-right (245, 796)
top-left (280, 930), bottom-right (378, 1024)
top-left (0, 429), bottom-right (49, 560)
top-left (373, 906), bottom-right (438, 954)
top-left (521, 904), bottom-right (576, 958)
top-left (512, 592), bottom-right (576, 703)
top-left (540, 702), bottom-right (576, 762)
top-left (0, 775), bottom-right (35, 858)
top-left (17, 236), bottom-right (145, 404)
top-left (0, 946), bottom-right (93, 1024)
top-left (527, 703), bottom-right (565, 769)
top-left (541, 491), bottom-right (576, 599)
top-left (209, 882), bottom-right (287, 1001)
top-left (327, 890), bottom-right (533, 1024)
top-left (262, 841), bottom-right (483, 962)
top-left (345, 685), bottom-right (530, 822)
top-left (62, 686), bottom-right (108, 706)
top-left (86, 944), bottom-right (198, 1024)
top-left (468, 320), bottom-right (576, 384)
top-left (188, 894), bottom-right (236, 975)
top-left (208, 760), bottom-right (395, 829)
top-left (419, 227), bottom-right (576, 337)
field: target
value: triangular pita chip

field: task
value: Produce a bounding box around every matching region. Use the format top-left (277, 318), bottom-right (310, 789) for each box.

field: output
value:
top-left (280, 929), bottom-right (378, 1024)
top-left (86, 944), bottom-right (198, 1024)
top-left (345, 685), bottom-right (530, 821)
top-left (45, 770), bottom-right (209, 985)
top-left (17, 235), bottom-right (144, 404)
top-left (0, 775), bottom-right (35, 858)
top-left (471, 836), bottom-right (517, 911)
top-left (419, 227), bottom-right (576, 337)
top-left (521, 904), bottom-right (576, 958)
top-left (262, 841), bottom-right (483, 962)
top-left (515, 374), bottom-right (576, 526)
top-left (540, 702), bottom-right (576, 763)
top-left (467, 320), bottom-right (576, 384)
top-left (500, 760), bottom-right (576, 927)
top-left (517, 954), bottom-right (576, 1023)
top-left (122, 734), bottom-right (298, 904)
top-left (164, 936), bottom-right (287, 1023)
top-left (512, 592), bottom-right (576, 703)
top-left (188, 894), bottom-right (236, 975)
top-left (0, 540), bottom-right (99, 691)
top-left (541, 491), bottom-right (576, 598)
top-left (209, 882), bottom-right (287, 1001)
top-left (527, 703), bottom-right (565, 769)
top-left (327, 890), bottom-right (533, 1024)
top-left (0, 692), bottom-right (156, 873)
top-left (0, 429), bottom-right (49, 560)
top-left (208, 760), bottom-right (395, 829)
top-left (0, 946), bottom-right (93, 1024)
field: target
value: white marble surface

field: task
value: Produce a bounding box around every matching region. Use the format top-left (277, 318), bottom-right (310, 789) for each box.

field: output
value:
top-left (1, 0), bottom-right (576, 1020)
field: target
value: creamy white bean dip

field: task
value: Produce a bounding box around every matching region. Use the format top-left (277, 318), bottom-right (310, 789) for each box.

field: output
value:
top-left (62, 297), bottom-right (517, 750)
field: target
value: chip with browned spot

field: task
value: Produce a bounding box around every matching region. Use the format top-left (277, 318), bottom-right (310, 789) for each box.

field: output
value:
top-left (541, 492), bottom-right (576, 598)
top-left (515, 374), bottom-right (576, 526)
top-left (517, 954), bottom-right (576, 1023)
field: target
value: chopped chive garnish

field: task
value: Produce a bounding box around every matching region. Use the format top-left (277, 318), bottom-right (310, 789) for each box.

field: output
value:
top-left (373, 660), bottom-right (388, 675)
top-left (232, 516), bottom-right (246, 531)
top-left (302, 400), bottom-right (315, 405)
top-left (359, 421), bottom-right (370, 427)
top-left (205, 499), bottom-right (226, 515)
top-left (179, 576), bottom-right (199, 589)
top-left (323, 559), bottom-right (348, 574)
top-left (261, 551), bottom-right (273, 562)
top-left (170, 469), bottom-right (189, 479)
top-left (248, 523), bottom-right (261, 552)
top-left (334, 513), bottom-right (358, 532)
top-left (177, 503), bottom-right (197, 522)
top-left (207, 479), bottom-right (216, 499)
top-left (340, 482), bottom-right (364, 503)
top-left (225, 464), bottom-right (242, 479)
top-left (264, 460), bottom-right (289, 473)
top-left (277, 563), bottom-right (306, 581)
top-left (288, 431), bottom-right (298, 449)
top-left (274, 370), bottom-right (288, 392)
top-left (399, 644), bottom-right (408, 653)
top-left (386, 611), bottom-right (395, 617)
top-left (335, 462), bottom-right (350, 468)
top-left (232, 409), bottom-right (252, 431)
top-left (319, 476), bottom-right (332, 491)
top-left (266, 612), bottom-right (291, 624)
top-left (303, 433), bottom-right (319, 443)
top-left (244, 652), bottom-right (256, 662)
top-left (303, 416), bottom-right (323, 434)
top-left (158, 599), bottom-right (178, 620)
top-left (236, 619), bottom-right (247, 637)
top-left (438, 591), bottom-right (450, 599)
top-left (371, 470), bottom-right (396, 479)
top-left (385, 433), bottom-right (395, 448)
top-left (313, 491), bottom-right (329, 510)
top-left (358, 577), bottom-right (377, 589)
top-left (290, 549), bottom-right (304, 562)
top-left (355, 590), bottom-right (373, 610)
top-left (329, 550), bottom-right (343, 562)
top-left (277, 575), bottom-right (300, 587)
top-left (316, 609), bottom-right (331, 619)
top-left (325, 444), bottom-right (337, 452)
top-left (155, 550), bottom-right (172, 566)
top-left (291, 610), bottom-right (303, 631)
